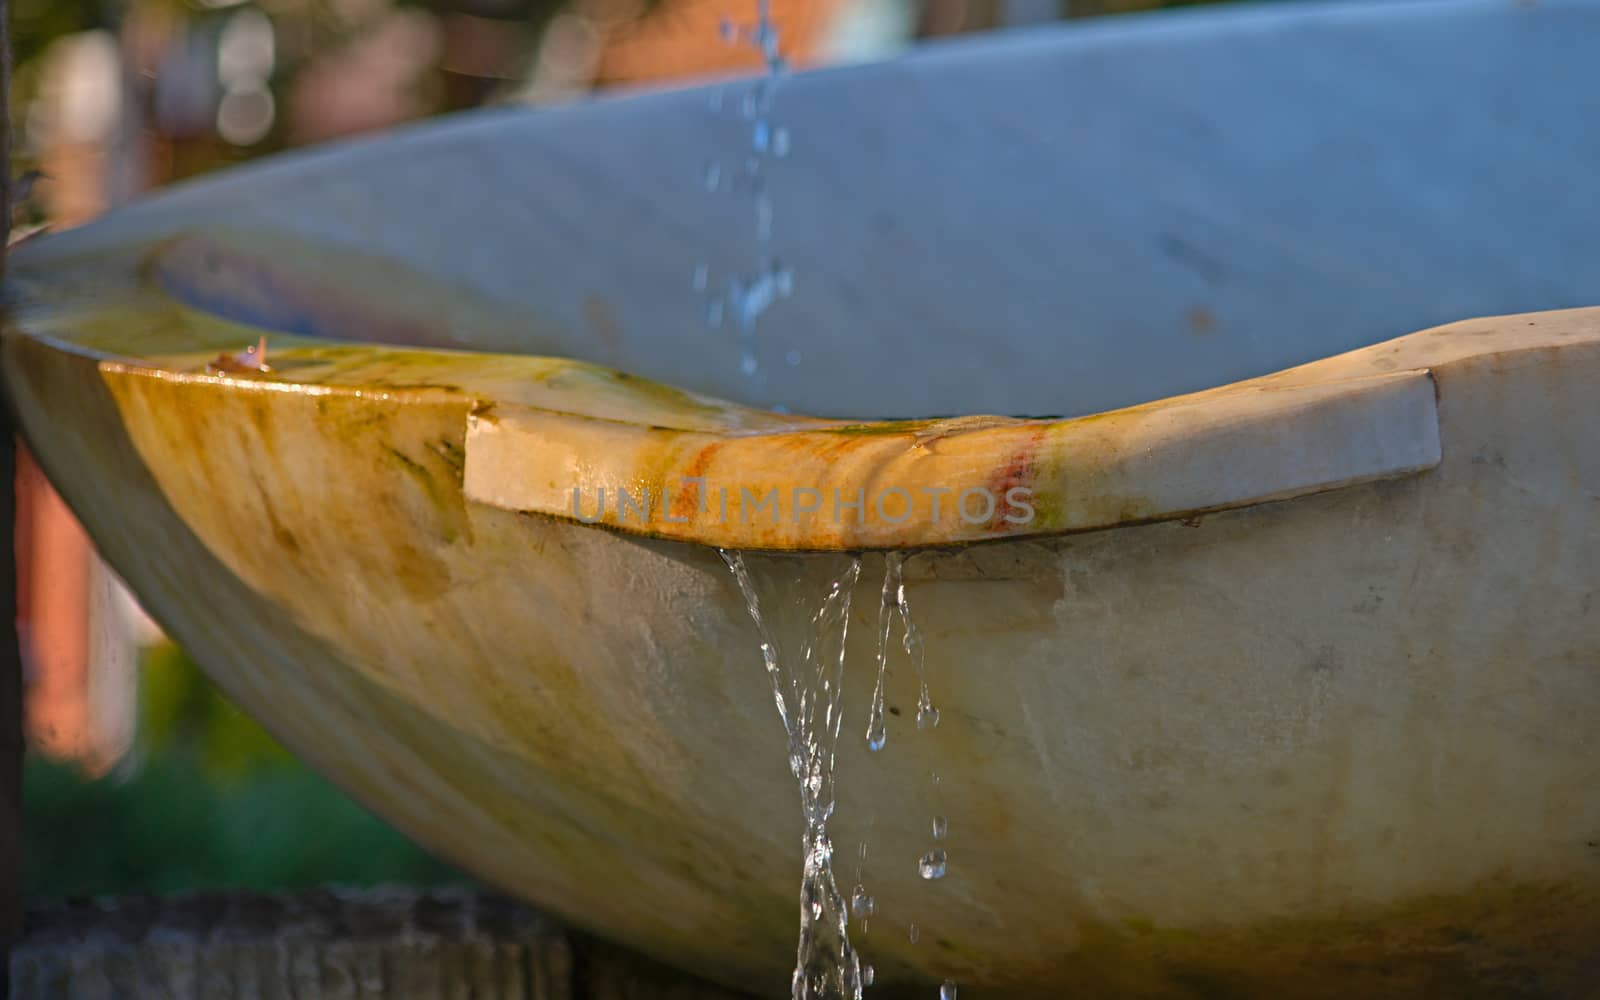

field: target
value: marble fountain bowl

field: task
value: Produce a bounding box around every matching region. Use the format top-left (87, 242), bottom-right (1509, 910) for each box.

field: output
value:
top-left (7, 0), bottom-right (1600, 995)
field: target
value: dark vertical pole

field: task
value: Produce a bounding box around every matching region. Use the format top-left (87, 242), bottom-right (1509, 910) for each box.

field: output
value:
top-left (0, 0), bottom-right (24, 991)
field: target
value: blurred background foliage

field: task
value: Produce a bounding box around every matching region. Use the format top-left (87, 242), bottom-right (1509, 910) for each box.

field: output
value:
top-left (25, 644), bottom-right (463, 898)
top-left (8, 0), bottom-right (1242, 178)
top-left (13, 0), bottom-right (1237, 899)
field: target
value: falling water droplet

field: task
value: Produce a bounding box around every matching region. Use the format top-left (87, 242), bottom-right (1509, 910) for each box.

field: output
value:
top-left (908, 923), bottom-right (919, 944)
top-left (756, 21), bottom-right (778, 57)
top-left (918, 849), bottom-right (948, 880)
top-left (940, 980), bottom-right (958, 1000)
top-left (692, 264), bottom-right (709, 291)
top-left (852, 884), bottom-right (875, 918)
top-left (756, 195), bottom-right (773, 242)
top-left (862, 965), bottom-right (875, 987)
top-left (704, 1), bottom-right (797, 385)
top-left (786, 349), bottom-right (803, 367)
top-left (932, 815), bottom-right (947, 841)
top-left (917, 705), bottom-right (941, 730)
top-left (708, 89), bottom-right (723, 112)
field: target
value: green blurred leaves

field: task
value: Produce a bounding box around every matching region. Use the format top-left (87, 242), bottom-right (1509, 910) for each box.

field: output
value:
top-left (24, 644), bottom-right (464, 899)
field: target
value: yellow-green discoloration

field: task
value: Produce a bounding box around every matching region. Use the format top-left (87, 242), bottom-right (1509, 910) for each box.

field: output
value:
top-left (8, 232), bottom-right (1445, 551)
top-left (9, 225), bottom-right (1600, 997)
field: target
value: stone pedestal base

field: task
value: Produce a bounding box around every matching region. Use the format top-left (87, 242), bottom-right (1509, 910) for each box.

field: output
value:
top-left (9, 888), bottom-right (750, 999)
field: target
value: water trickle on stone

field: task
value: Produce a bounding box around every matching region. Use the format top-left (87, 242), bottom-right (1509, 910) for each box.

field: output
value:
top-left (857, 552), bottom-right (956, 984)
top-left (698, 0), bottom-right (796, 380)
top-left (864, 552), bottom-right (902, 754)
top-left (721, 551), bottom-right (864, 1000)
top-left (851, 839), bottom-right (873, 935)
top-left (895, 573), bottom-right (937, 730)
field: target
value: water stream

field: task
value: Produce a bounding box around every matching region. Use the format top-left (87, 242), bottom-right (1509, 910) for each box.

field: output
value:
top-left (722, 551), bottom-right (865, 999)
top-left (725, 551), bottom-right (956, 998)
top-left (699, 0), bottom-right (797, 381)
top-left (705, 9), bottom-right (954, 996)
top-left (866, 553), bottom-right (940, 756)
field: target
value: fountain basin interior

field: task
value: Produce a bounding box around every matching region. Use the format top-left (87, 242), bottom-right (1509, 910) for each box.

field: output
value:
top-left (6, 0), bottom-right (1600, 995)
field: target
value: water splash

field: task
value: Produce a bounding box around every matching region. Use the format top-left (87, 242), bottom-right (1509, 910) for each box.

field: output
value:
top-left (722, 551), bottom-right (864, 999)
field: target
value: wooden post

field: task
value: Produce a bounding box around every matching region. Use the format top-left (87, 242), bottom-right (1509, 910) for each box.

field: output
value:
top-left (1, 0), bottom-right (25, 989)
